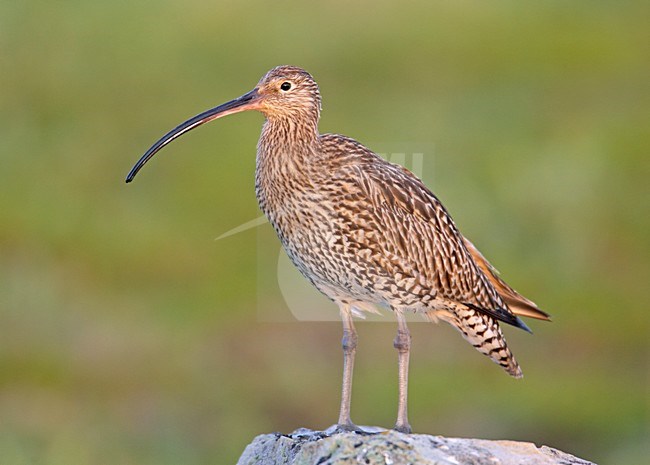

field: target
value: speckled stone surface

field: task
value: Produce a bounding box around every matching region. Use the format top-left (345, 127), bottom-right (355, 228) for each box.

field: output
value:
top-left (236, 427), bottom-right (596, 465)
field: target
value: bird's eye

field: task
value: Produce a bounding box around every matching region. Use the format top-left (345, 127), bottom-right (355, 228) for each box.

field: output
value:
top-left (280, 82), bottom-right (292, 91)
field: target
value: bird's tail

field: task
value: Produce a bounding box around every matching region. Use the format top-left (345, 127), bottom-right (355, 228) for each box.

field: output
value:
top-left (427, 306), bottom-right (523, 378)
top-left (462, 237), bottom-right (551, 322)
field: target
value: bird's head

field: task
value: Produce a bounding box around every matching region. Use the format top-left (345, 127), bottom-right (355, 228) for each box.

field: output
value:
top-left (255, 65), bottom-right (321, 121)
top-left (125, 65), bottom-right (320, 182)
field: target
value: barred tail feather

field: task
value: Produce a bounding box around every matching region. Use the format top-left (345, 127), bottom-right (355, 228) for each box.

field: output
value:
top-left (428, 307), bottom-right (523, 378)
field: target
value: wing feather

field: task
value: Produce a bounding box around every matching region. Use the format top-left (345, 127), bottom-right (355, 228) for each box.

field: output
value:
top-left (341, 158), bottom-right (538, 328)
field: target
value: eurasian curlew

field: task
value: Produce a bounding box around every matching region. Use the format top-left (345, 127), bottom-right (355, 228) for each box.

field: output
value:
top-left (126, 66), bottom-right (550, 433)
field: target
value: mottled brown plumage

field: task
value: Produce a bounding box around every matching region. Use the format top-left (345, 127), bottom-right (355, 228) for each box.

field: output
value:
top-left (127, 65), bottom-right (550, 433)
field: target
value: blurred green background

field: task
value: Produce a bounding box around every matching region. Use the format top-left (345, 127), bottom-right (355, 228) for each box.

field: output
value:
top-left (1, 1), bottom-right (648, 464)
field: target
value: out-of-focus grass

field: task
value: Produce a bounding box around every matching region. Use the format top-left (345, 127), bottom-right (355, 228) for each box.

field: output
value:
top-left (1, 1), bottom-right (648, 464)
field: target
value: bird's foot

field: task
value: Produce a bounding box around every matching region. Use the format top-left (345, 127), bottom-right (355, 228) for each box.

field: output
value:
top-left (329, 422), bottom-right (361, 434)
top-left (393, 422), bottom-right (412, 434)
top-left (325, 422), bottom-right (374, 435)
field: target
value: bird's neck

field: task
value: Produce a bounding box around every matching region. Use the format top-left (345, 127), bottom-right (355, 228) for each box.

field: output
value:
top-left (255, 117), bottom-right (321, 221)
top-left (256, 117), bottom-right (320, 172)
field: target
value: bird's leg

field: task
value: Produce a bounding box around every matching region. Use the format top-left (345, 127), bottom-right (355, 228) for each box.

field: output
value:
top-left (336, 306), bottom-right (358, 431)
top-left (394, 311), bottom-right (412, 433)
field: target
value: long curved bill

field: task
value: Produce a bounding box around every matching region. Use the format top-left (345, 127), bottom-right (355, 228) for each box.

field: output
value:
top-left (126, 88), bottom-right (260, 183)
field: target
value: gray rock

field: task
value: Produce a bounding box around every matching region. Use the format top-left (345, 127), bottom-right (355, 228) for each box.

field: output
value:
top-left (236, 427), bottom-right (596, 465)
